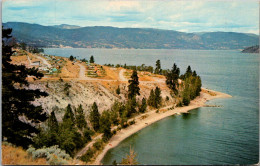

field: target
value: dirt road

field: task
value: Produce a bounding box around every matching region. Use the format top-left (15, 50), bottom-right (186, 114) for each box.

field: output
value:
top-left (35, 55), bottom-right (52, 68)
top-left (119, 69), bottom-right (128, 82)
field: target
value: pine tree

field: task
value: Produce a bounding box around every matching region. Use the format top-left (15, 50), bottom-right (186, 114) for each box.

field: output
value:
top-left (154, 87), bottom-right (162, 108)
top-left (139, 98), bottom-right (147, 113)
top-left (99, 111), bottom-right (112, 141)
top-left (183, 88), bottom-right (190, 106)
top-left (90, 102), bottom-right (100, 131)
top-left (47, 111), bottom-right (59, 145)
top-left (126, 96), bottom-right (137, 117)
top-left (128, 70), bottom-right (140, 99)
top-left (120, 110), bottom-right (128, 128)
top-left (2, 28), bottom-right (48, 148)
top-left (148, 89), bottom-right (155, 107)
top-left (59, 104), bottom-right (84, 156)
top-left (63, 104), bottom-right (75, 124)
top-left (154, 59), bottom-right (162, 74)
top-left (116, 86), bottom-right (120, 95)
top-left (166, 63), bottom-right (180, 95)
top-left (195, 76), bottom-right (202, 96)
top-left (75, 104), bottom-right (87, 130)
top-left (69, 55), bottom-right (74, 61)
top-left (90, 55), bottom-right (95, 63)
top-left (185, 65), bottom-right (192, 78)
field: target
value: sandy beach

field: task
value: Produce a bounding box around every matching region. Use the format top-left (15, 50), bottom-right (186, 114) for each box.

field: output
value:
top-left (93, 88), bottom-right (232, 165)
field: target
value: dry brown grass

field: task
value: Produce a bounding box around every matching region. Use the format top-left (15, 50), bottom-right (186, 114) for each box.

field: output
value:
top-left (139, 74), bottom-right (155, 81)
top-left (11, 55), bottom-right (28, 63)
top-left (2, 144), bottom-right (47, 165)
top-left (60, 61), bottom-right (80, 78)
top-left (102, 66), bottom-right (120, 80)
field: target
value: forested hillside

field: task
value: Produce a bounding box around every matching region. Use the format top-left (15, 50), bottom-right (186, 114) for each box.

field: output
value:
top-left (3, 22), bottom-right (259, 49)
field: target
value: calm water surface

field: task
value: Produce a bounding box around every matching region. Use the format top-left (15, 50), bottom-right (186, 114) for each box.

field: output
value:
top-left (44, 48), bottom-right (259, 164)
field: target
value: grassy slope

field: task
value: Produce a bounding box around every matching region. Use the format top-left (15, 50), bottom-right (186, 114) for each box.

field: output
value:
top-left (2, 144), bottom-right (47, 165)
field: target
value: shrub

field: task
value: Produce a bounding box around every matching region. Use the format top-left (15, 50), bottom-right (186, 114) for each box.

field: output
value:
top-left (122, 123), bottom-right (129, 128)
top-left (112, 129), bottom-right (117, 135)
top-left (2, 142), bottom-right (13, 146)
top-left (2, 144), bottom-right (47, 165)
top-left (80, 148), bottom-right (95, 163)
top-left (47, 154), bottom-right (68, 165)
top-left (27, 145), bottom-right (71, 165)
top-left (176, 102), bottom-right (183, 107)
top-left (116, 86), bottom-right (120, 95)
top-left (129, 120), bottom-right (135, 125)
top-left (93, 139), bottom-right (103, 150)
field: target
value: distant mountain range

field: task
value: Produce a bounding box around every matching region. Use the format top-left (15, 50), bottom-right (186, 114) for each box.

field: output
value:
top-left (52, 24), bottom-right (81, 29)
top-left (3, 22), bottom-right (259, 50)
top-left (241, 45), bottom-right (259, 53)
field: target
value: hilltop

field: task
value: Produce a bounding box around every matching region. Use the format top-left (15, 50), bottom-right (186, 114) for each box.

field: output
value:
top-left (11, 49), bottom-right (173, 119)
top-left (3, 22), bottom-right (259, 50)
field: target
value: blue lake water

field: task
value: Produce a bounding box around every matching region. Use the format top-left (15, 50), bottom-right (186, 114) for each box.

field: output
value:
top-left (44, 48), bottom-right (259, 164)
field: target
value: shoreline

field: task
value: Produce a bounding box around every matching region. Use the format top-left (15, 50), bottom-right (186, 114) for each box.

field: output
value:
top-left (93, 88), bottom-right (232, 165)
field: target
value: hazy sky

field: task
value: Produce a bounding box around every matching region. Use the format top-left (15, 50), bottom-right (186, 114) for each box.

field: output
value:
top-left (2, 0), bottom-right (259, 34)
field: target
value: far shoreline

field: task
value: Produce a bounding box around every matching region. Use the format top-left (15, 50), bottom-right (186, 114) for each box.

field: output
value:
top-left (93, 88), bottom-right (232, 165)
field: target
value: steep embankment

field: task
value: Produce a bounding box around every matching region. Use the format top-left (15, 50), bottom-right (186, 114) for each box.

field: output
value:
top-left (30, 75), bottom-right (173, 121)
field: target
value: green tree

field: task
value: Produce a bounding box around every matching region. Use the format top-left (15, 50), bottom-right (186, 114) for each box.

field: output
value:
top-left (185, 65), bottom-right (192, 78)
top-left (59, 105), bottom-right (84, 156)
top-left (116, 86), bottom-right (120, 95)
top-left (125, 96), bottom-right (137, 117)
top-left (69, 55), bottom-right (74, 61)
top-left (166, 63), bottom-right (180, 95)
top-left (148, 89), bottom-right (155, 107)
top-left (90, 102), bottom-right (100, 131)
top-left (154, 59), bottom-right (162, 74)
top-left (154, 87), bottom-right (162, 108)
top-left (99, 111), bottom-right (112, 141)
top-left (2, 28), bottom-right (48, 148)
top-left (128, 70), bottom-right (140, 99)
top-left (63, 104), bottom-right (75, 124)
top-left (48, 111), bottom-right (59, 142)
top-left (110, 102), bottom-right (120, 125)
top-left (33, 109), bottom-right (59, 148)
top-left (75, 104), bottom-right (87, 130)
top-left (139, 98), bottom-right (147, 113)
top-left (58, 124), bottom-right (77, 156)
top-left (120, 110), bottom-right (128, 128)
top-left (148, 87), bottom-right (162, 108)
top-left (182, 88), bottom-right (190, 106)
top-left (90, 55), bottom-right (95, 63)
top-left (195, 76), bottom-right (202, 96)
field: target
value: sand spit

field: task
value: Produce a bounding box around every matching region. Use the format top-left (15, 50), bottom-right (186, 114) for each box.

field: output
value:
top-left (93, 88), bottom-right (232, 165)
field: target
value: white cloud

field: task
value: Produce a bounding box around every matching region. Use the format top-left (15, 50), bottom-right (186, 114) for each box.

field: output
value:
top-left (2, 0), bottom-right (259, 34)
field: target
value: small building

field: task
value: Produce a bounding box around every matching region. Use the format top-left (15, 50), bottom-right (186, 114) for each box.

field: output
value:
top-left (52, 68), bottom-right (58, 72)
